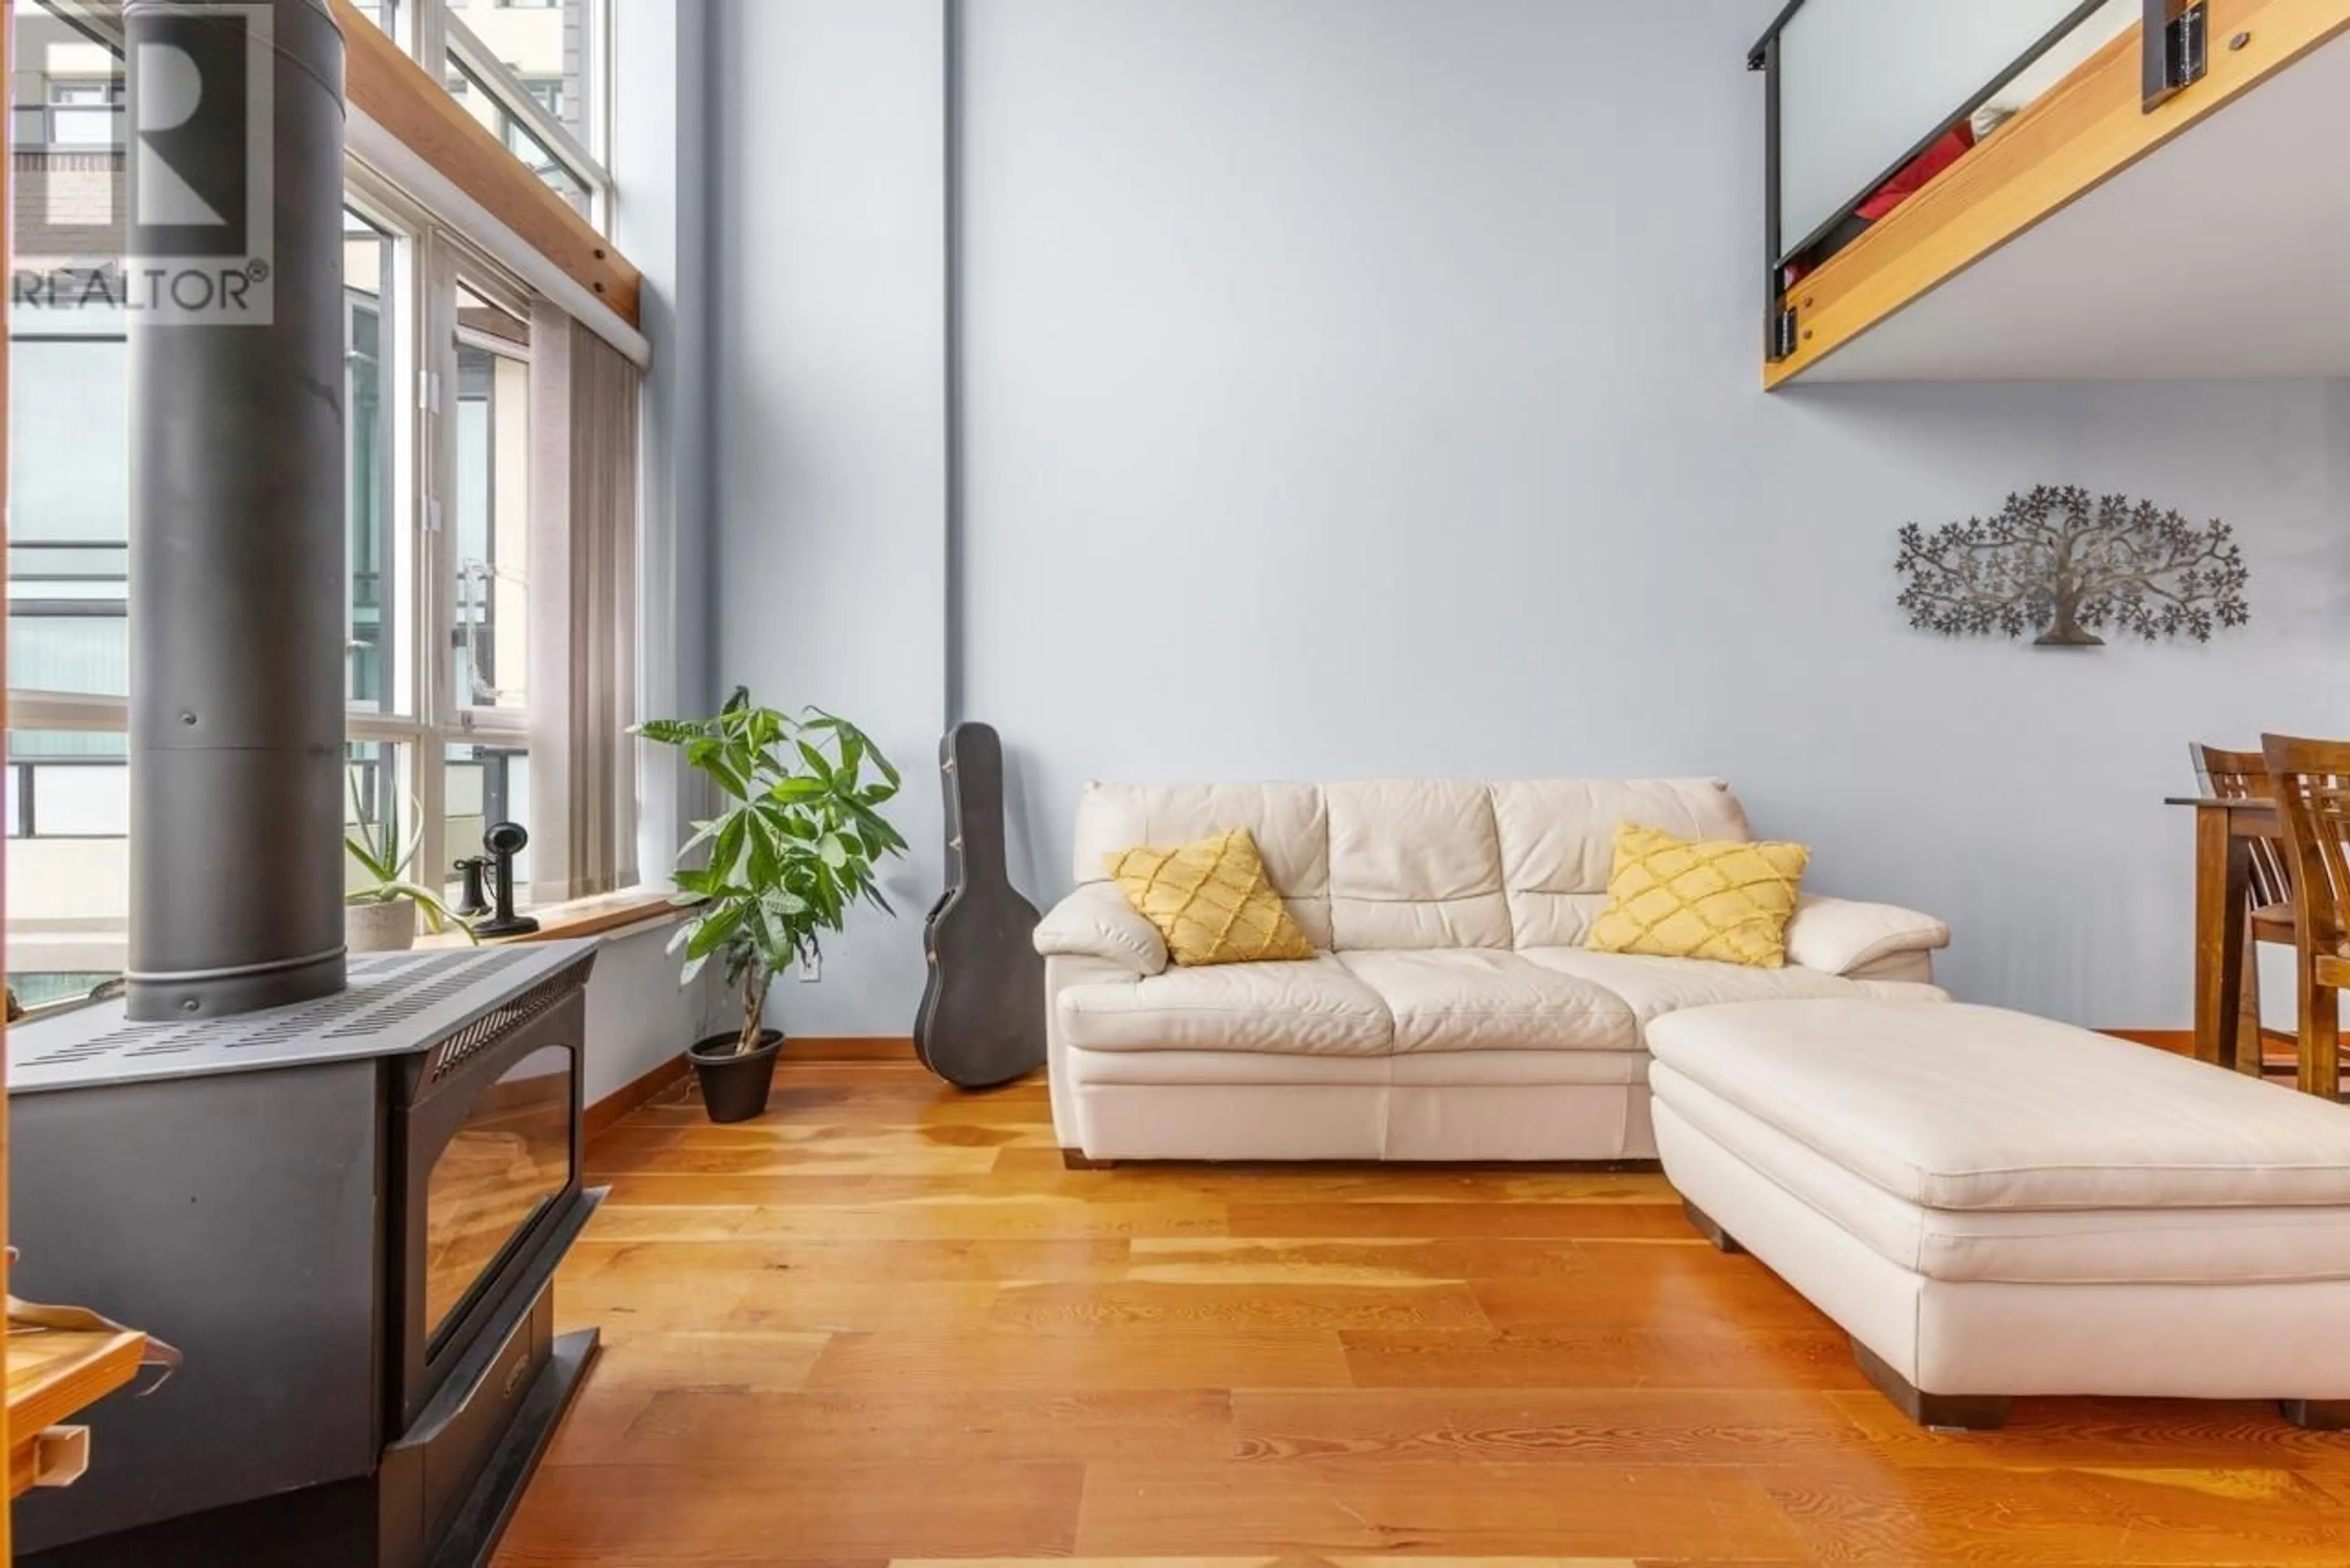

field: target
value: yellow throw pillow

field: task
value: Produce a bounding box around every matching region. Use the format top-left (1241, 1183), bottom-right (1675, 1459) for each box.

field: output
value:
top-left (1587, 823), bottom-right (1810, 969)
top-left (1105, 828), bottom-right (1315, 966)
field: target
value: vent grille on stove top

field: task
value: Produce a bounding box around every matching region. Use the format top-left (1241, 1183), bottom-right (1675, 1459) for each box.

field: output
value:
top-left (9, 945), bottom-right (597, 1092)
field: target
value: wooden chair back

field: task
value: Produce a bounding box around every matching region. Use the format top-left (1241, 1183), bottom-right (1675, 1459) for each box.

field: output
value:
top-left (2260, 734), bottom-right (2350, 954)
top-left (2193, 742), bottom-right (2294, 908)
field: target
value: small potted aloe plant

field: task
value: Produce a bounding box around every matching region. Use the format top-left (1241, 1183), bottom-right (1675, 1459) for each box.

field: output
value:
top-left (345, 777), bottom-right (475, 952)
top-left (638, 689), bottom-right (906, 1123)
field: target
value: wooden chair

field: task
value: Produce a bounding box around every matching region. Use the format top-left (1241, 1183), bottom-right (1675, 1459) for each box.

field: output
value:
top-left (2192, 743), bottom-right (2299, 1073)
top-left (2259, 734), bottom-right (2350, 1098)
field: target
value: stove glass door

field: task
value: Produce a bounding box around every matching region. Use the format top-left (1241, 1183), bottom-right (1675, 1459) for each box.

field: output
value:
top-left (422, 1042), bottom-right (575, 1346)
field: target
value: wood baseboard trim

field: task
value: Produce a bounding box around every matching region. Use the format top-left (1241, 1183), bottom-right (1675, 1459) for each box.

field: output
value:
top-left (781, 1036), bottom-right (919, 1062)
top-left (2102, 1028), bottom-right (2195, 1052)
top-left (584, 1052), bottom-right (691, 1144)
top-left (2103, 1028), bottom-right (2350, 1061)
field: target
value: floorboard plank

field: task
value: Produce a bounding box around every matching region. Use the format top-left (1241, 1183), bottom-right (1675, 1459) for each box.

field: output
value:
top-left (1229, 1387), bottom-right (1871, 1465)
top-left (1341, 1324), bottom-right (1870, 1392)
top-left (499, 1461), bottom-right (1085, 1561)
top-left (615, 1388), bottom-right (1234, 1465)
top-left (1759, 1462), bottom-right (2350, 1565)
top-left (1225, 1200), bottom-right (1694, 1241)
top-left (1073, 1460), bottom-right (1811, 1558)
top-left (987, 1279), bottom-right (1494, 1334)
top-left (804, 1326), bottom-right (1354, 1392)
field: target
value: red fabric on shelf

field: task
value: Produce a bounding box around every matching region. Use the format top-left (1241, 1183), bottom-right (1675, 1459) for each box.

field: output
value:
top-left (1855, 122), bottom-right (1977, 222)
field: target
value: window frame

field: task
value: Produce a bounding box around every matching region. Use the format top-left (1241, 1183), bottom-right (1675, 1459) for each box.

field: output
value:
top-left (5, 119), bottom-right (619, 979)
top-left (444, 13), bottom-right (603, 193)
top-left (390, 0), bottom-right (613, 228)
top-left (351, 182), bottom-right (545, 904)
top-left (4, 0), bottom-right (640, 990)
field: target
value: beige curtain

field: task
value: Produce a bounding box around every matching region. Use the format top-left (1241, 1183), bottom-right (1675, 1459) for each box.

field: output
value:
top-left (529, 302), bottom-right (641, 902)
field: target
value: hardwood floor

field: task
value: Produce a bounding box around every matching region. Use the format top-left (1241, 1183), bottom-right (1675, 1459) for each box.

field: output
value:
top-left (494, 1062), bottom-right (2350, 1567)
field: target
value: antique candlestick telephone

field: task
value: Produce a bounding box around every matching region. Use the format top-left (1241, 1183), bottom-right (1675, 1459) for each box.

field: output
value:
top-left (471, 821), bottom-right (540, 938)
top-left (452, 856), bottom-right (491, 918)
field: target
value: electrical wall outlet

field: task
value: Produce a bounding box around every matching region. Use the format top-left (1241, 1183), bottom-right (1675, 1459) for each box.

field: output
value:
top-left (797, 952), bottom-right (821, 983)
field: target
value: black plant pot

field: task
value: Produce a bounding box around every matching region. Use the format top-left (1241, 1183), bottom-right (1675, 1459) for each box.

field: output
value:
top-left (689, 1029), bottom-right (785, 1124)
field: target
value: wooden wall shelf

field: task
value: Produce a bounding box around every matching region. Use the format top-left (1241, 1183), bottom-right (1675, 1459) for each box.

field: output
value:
top-left (7, 1329), bottom-right (146, 1497)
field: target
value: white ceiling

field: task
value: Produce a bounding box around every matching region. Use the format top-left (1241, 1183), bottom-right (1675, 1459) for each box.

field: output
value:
top-left (1795, 28), bottom-right (2350, 383)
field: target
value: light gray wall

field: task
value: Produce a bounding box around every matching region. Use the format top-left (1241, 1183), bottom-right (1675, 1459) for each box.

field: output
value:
top-left (614, 0), bottom-right (714, 880)
top-left (563, 0), bottom-right (724, 1088)
top-left (581, 921), bottom-right (730, 1102)
top-left (708, 0), bottom-right (949, 1036)
top-left (709, 0), bottom-right (2350, 1036)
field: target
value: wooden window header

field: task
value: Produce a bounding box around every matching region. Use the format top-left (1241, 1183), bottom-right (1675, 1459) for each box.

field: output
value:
top-left (332, 0), bottom-right (642, 329)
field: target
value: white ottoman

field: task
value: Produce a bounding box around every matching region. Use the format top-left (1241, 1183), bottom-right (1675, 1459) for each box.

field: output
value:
top-left (1647, 999), bottom-right (2350, 1430)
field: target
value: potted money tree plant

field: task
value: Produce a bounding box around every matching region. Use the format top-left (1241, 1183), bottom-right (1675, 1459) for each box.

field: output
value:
top-left (638, 689), bottom-right (906, 1123)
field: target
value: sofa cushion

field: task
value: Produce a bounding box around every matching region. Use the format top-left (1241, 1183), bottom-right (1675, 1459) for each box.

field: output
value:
top-left (1105, 829), bottom-right (1315, 966)
top-left (1491, 778), bottom-right (1752, 948)
top-left (1325, 780), bottom-right (1511, 950)
top-left (1055, 954), bottom-right (1393, 1056)
top-left (1654, 1064), bottom-right (2350, 1284)
top-left (1646, 1000), bottom-right (2350, 1211)
top-left (1072, 782), bottom-right (1332, 948)
top-left (1587, 824), bottom-right (1809, 968)
top-left (1335, 949), bottom-right (1637, 1055)
top-left (1519, 947), bottom-right (1863, 1025)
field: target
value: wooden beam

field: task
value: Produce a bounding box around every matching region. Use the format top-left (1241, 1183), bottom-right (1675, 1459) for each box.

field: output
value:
top-left (332, 0), bottom-right (641, 327)
top-left (1768, 0), bottom-right (2350, 388)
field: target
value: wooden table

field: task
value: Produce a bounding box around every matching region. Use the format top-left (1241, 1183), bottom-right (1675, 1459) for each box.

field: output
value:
top-left (2163, 794), bottom-right (2337, 1095)
top-left (6, 1328), bottom-right (146, 1497)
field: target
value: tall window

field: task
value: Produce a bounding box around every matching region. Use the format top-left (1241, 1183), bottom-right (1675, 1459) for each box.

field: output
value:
top-left (348, 212), bottom-right (401, 714)
top-left (4, 0), bottom-right (633, 1005)
top-left (352, 0), bottom-right (609, 222)
top-left (442, 0), bottom-right (606, 220)
top-left (7, 0), bottom-right (132, 1007)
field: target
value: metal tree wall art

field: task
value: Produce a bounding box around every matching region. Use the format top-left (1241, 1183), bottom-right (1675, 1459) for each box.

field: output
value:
top-left (1894, 485), bottom-right (2249, 648)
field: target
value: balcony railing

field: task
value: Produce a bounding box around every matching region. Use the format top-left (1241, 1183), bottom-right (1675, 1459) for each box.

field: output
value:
top-left (1751, 0), bottom-right (2201, 362)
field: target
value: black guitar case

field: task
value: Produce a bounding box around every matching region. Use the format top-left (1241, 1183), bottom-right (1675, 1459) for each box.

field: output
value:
top-left (913, 722), bottom-right (1047, 1088)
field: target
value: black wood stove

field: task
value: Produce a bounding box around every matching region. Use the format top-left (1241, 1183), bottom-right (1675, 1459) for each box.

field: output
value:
top-left (12, 9), bottom-right (603, 1562)
top-left (9, 944), bottom-right (603, 1568)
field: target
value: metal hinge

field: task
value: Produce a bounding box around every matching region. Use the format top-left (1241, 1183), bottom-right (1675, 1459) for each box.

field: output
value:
top-left (1770, 307), bottom-right (1799, 362)
top-left (2143, 0), bottom-right (2209, 111)
top-left (418, 369), bottom-right (442, 414)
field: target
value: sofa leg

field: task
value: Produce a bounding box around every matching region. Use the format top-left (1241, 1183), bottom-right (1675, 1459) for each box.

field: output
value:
top-left (1681, 1200), bottom-right (1745, 1253)
top-left (1853, 1339), bottom-right (2010, 1432)
top-left (1060, 1148), bottom-right (1117, 1170)
top-left (2281, 1399), bottom-right (2350, 1430)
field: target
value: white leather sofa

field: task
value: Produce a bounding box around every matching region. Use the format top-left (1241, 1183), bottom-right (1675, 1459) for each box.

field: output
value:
top-left (1032, 779), bottom-right (1950, 1163)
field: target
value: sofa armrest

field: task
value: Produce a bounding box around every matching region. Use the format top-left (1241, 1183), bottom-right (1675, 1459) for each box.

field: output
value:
top-left (1784, 894), bottom-right (1950, 978)
top-left (1034, 882), bottom-right (1168, 977)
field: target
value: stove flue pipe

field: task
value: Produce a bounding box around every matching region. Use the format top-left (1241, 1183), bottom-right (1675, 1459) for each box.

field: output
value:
top-left (125, 0), bottom-right (349, 1019)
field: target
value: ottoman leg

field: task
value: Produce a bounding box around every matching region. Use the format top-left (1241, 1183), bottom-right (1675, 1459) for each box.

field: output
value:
top-left (1682, 1200), bottom-right (1745, 1253)
top-left (2281, 1399), bottom-right (2350, 1430)
top-left (1853, 1339), bottom-right (2012, 1432)
top-left (1060, 1148), bottom-right (1117, 1170)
